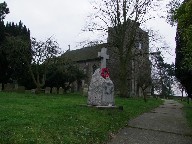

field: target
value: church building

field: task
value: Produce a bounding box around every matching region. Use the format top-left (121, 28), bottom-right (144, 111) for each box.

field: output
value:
top-left (62, 24), bottom-right (151, 97)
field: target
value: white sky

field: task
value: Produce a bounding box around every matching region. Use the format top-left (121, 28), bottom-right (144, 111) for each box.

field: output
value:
top-left (3, 0), bottom-right (176, 63)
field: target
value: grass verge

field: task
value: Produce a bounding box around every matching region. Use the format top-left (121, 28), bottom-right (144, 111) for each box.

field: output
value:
top-left (0, 92), bottom-right (163, 144)
top-left (180, 100), bottom-right (192, 128)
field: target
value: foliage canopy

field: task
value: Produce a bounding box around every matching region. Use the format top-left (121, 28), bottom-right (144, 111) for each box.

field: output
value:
top-left (173, 0), bottom-right (192, 97)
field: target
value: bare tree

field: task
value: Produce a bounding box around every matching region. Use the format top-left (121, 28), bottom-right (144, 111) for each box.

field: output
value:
top-left (28, 37), bottom-right (61, 92)
top-left (151, 52), bottom-right (175, 98)
top-left (84, 0), bottom-right (161, 97)
top-left (135, 54), bottom-right (152, 102)
top-left (166, 0), bottom-right (183, 26)
top-left (6, 36), bottom-right (61, 92)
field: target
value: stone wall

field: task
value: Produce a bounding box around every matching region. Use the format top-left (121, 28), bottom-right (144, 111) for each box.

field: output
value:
top-left (107, 25), bottom-right (151, 97)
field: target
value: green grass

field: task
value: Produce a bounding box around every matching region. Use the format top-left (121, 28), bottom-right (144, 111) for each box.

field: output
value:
top-left (0, 92), bottom-right (163, 144)
top-left (181, 100), bottom-right (192, 128)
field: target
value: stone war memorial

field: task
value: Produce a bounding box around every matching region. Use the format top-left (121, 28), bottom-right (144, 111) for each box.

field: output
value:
top-left (87, 48), bottom-right (115, 107)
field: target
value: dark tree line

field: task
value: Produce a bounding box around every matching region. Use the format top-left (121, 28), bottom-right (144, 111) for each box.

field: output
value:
top-left (0, 2), bottom-right (32, 89)
top-left (173, 0), bottom-right (192, 98)
top-left (0, 1), bottom-right (85, 92)
top-left (0, 21), bottom-right (31, 88)
top-left (0, 2), bottom-right (9, 87)
top-left (5, 21), bottom-right (30, 38)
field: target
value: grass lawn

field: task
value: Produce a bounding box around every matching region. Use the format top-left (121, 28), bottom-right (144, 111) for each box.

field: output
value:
top-left (0, 92), bottom-right (163, 144)
top-left (181, 100), bottom-right (192, 128)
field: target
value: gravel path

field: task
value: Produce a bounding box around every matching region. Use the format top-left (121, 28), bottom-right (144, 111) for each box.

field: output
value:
top-left (108, 100), bottom-right (192, 144)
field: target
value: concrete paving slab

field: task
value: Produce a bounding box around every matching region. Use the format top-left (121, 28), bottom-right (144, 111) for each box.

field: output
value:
top-left (108, 100), bottom-right (192, 144)
top-left (108, 127), bottom-right (192, 144)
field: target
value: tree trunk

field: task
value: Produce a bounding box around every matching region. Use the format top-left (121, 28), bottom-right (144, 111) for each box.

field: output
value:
top-left (119, 60), bottom-right (128, 97)
top-left (36, 84), bottom-right (41, 94)
top-left (144, 95), bottom-right (147, 103)
top-left (119, 76), bottom-right (128, 97)
top-left (27, 62), bottom-right (45, 94)
top-left (142, 88), bottom-right (147, 103)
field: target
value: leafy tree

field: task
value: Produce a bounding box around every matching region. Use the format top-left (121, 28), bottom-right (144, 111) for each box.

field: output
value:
top-left (0, 2), bottom-right (30, 89)
top-left (175, 0), bottom-right (192, 68)
top-left (45, 58), bottom-right (86, 92)
top-left (27, 37), bottom-right (61, 92)
top-left (151, 53), bottom-right (175, 97)
top-left (177, 82), bottom-right (186, 100)
top-left (0, 2), bottom-right (31, 89)
top-left (6, 36), bottom-right (61, 91)
top-left (136, 55), bottom-right (152, 102)
top-left (0, 1), bottom-right (9, 21)
top-left (0, 1), bottom-right (9, 88)
top-left (168, 0), bottom-right (192, 98)
top-left (85, 0), bottom-right (161, 97)
top-left (0, 21), bottom-right (31, 86)
top-left (3, 35), bottom-right (32, 87)
top-left (166, 0), bottom-right (182, 26)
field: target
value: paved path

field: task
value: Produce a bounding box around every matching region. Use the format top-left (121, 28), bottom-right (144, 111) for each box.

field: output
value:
top-left (108, 100), bottom-right (192, 144)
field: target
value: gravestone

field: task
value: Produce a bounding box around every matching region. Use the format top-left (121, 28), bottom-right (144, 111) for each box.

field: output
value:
top-left (14, 83), bottom-right (19, 91)
top-left (17, 86), bottom-right (25, 93)
top-left (87, 48), bottom-right (115, 106)
top-left (45, 87), bottom-right (51, 94)
top-left (71, 83), bottom-right (75, 93)
top-left (4, 83), bottom-right (14, 92)
top-left (25, 90), bottom-right (31, 93)
top-left (52, 87), bottom-right (57, 94)
top-left (83, 84), bottom-right (88, 96)
top-left (0, 83), bottom-right (2, 91)
top-left (31, 89), bottom-right (36, 94)
top-left (59, 87), bottom-right (64, 95)
top-left (71, 82), bottom-right (77, 93)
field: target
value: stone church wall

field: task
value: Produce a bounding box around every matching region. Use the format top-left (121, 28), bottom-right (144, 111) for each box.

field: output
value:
top-left (63, 23), bottom-right (151, 97)
top-left (107, 25), bottom-right (151, 97)
top-left (77, 60), bottom-right (100, 86)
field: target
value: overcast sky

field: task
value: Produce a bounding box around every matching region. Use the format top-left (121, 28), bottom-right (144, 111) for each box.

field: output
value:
top-left (3, 0), bottom-right (176, 63)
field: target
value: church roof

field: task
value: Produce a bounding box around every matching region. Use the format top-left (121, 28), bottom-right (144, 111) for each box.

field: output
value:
top-left (62, 43), bottom-right (108, 62)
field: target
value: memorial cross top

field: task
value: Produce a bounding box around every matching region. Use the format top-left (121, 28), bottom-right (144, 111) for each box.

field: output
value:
top-left (98, 48), bottom-right (109, 69)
